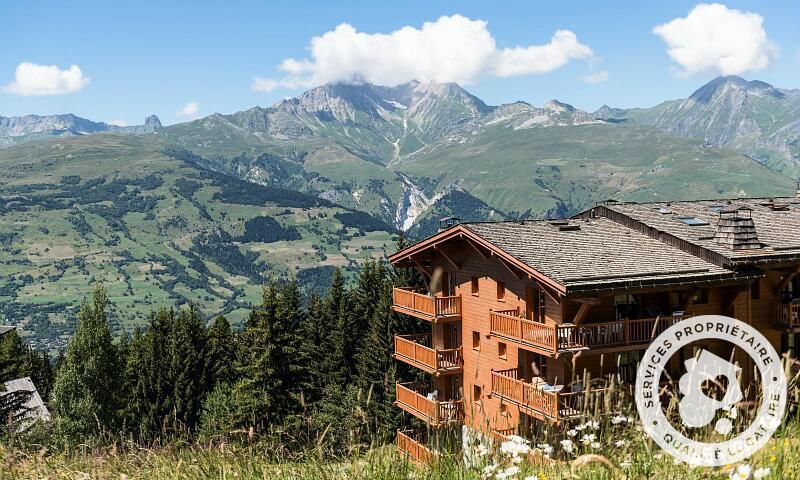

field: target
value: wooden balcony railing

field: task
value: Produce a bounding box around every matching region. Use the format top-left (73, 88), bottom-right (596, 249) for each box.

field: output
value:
top-left (490, 369), bottom-right (612, 422)
top-left (778, 304), bottom-right (800, 328)
top-left (396, 429), bottom-right (437, 464)
top-left (490, 310), bottom-right (688, 353)
top-left (491, 369), bottom-right (559, 420)
top-left (394, 334), bottom-right (463, 375)
top-left (392, 287), bottom-right (461, 322)
top-left (490, 311), bottom-right (557, 353)
top-left (395, 382), bottom-right (463, 427)
top-left (556, 314), bottom-right (687, 350)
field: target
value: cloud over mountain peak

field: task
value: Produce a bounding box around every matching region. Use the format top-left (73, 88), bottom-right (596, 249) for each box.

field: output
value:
top-left (253, 15), bottom-right (593, 92)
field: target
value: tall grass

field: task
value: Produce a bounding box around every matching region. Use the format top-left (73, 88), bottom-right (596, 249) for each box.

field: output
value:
top-left (2, 361), bottom-right (799, 479)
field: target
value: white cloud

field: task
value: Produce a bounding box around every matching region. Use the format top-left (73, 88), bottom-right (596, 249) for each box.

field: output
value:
top-left (177, 101), bottom-right (199, 117)
top-left (253, 15), bottom-right (593, 91)
top-left (2, 62), bottom-right (90, 96)
top-left (108, 119), bottom-right (128, 126)
top-left (653, 3), bottom-right (777, 76)
top-left (580, 70), bottom-right (609, 84)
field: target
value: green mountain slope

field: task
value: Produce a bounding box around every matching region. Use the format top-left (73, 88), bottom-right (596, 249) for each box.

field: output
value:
top-left (597, 76), bottom-right (800, 177)
top-left (0, 134), bottom-right (395, 350)
top-left (398, 123), bottom-right (795, 217)
top-left (155, 80), bottom-right (796, 229)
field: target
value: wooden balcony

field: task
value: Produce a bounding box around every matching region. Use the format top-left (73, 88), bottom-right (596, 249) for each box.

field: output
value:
top-left (490, 310), bottom-right (687, 355)
top-left (778, 304), bottom-right (800, 329)
top-left (396, 429), bottom-right (437, 465)
top-left (394, 334), bottom-right (463, 375)
top-left (490, 368), bottom-right (611, 422)
top-left (395, 382), bottom-right (463, 427)
top-left (392, 287), bottom-right (461, 322)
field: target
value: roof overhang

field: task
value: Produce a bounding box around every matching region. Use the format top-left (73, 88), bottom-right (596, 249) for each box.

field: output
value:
top-left (389, 225), bottom-right (568, 295)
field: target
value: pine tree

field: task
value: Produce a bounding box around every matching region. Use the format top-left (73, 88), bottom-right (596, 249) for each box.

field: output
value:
top-left (124, 309), bottom-right (172, 439)
top-left (207, 315), bottom-right (234, 387)
top-left (51, 284), bottom-right (122, 439)
top-left (345, 261), bottom-right (386, 379)
top-left (234, 280), bottom-right (306, 430)
top-left (354, 274), bottom-right (399, 438)
top-left (0, 329), bottom-right (28, 381)
top-left (300, 292), bottom-right (325, 403)
top-left (169, 305), bottom-right (209, 432)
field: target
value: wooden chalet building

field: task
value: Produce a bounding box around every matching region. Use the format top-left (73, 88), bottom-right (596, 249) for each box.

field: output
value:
top-left (389, 193), bottom-right (800, 462)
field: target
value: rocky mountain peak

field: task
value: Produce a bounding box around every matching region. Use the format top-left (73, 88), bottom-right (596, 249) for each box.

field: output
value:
top-left (544, 99), bottom-right (575, 112)
top-left (144, 115), bottom-right (162, 130)
top-left (689, 76), bottom-right (782, 103)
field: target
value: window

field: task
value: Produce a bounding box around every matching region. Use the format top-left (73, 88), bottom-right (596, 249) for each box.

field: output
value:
top-left (497, 281), bottom-right (506, 301)
top-left (696, 288), bottom-right (709, 305)
top-left (500, 403), bottom-right (509, 416)
top-left (498, 342), bottom-right (507, 360)
top-left (471, 277), bottom-right (480, 295)
top-left (472, 331), bottom-right (481, 350)
top-left (473, 384), bottom-right (483, 403)
top-left (751, 279), bottom-right (760, 300)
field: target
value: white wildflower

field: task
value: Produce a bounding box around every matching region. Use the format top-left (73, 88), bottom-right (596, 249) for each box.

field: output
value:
top-left (496, 466), bottom-right (520, 480)
top-left (575, 423), bottom-right (587, 431)
top-left (560, 438), bottom-right (575, 453)
top-left (753, 467), bottom-right (771, 479)
top-left (653, 453), bottom-right (663, 460)
top-left (611, 415), bottom-right (627, 425)
top-left (500, 437), bottom-right (530, 456)
top-left (580, 433), bottom-right (596, 444)
top-left (730, 464), bottom-right (752, 480)
top-left (482, 463), bottom-right (498, 478)
top-left (567, 429), bottom-right (578, 437)
top-left (587, 420), bottom-right (600, 429)
top-left (537, 443), bottom-right (554, 456)
top-left (590, 441), bottom-right (601, 450)
top-left (620, 460), bottom-right (632, 469)
top-left (476, 444), bottom-right (489, 457)
top-left (613, 439), bottom-right (627, 447)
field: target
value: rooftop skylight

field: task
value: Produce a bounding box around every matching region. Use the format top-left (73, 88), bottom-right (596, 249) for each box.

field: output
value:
top-left (676, 216), bottom-right (709, 226)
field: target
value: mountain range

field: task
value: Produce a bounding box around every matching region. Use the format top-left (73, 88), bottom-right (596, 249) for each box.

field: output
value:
top-left (597, 76), bottom-right (800, 176)
top-left (1, 75), bottom-right (798, 346)
top-left (0, 114), bottom-right (162, 146)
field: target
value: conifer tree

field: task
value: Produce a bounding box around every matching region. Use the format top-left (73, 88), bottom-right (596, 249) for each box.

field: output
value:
top-left (0, 329), bottom-right (29, 380)
top-left (235, 281), bottom-right (305, 429)
top-left (354, 275), bottom-right (399, 437)
top-left (207, 315), bottom-right (234, 387)
top-left (344, 261), bottom-right (386, 379)
top-left (321, 268), bottom-right (348, 385)
top-left (51, 284), bottom-right (122, 439)
top-left (169, 306), bottom-right (209, 431)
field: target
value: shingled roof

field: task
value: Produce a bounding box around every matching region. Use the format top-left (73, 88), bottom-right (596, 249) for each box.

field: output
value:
top-left (598, 197), bottom-right (800, 265)
top-left (0, 326), bottom-right (15, 337)
top-left (462, 217), bottom-right (743, 293)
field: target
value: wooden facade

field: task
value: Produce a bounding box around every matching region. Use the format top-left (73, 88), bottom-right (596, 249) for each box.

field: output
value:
top-left (388, 196), bottom-right (800, 460)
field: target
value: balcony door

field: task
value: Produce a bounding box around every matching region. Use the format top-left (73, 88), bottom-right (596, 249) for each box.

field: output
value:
top-left (525, 286), bottom-right (545, 322)
top-left (441, 271), bottom-right (457, 297)
top-left (443, 322), bottom-right (461, 349)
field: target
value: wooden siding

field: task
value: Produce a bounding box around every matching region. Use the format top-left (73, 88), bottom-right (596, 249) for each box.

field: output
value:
top-left (390, 231), bottom-right (800, 438)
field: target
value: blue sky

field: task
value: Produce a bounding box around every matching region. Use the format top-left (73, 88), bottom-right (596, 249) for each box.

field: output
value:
top-left (2, 1), bottom-right (799, 125)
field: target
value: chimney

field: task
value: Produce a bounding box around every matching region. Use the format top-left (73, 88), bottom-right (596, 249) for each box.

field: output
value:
top-left (437, 216), bottom-right (461, 232)
top-left (714, 206), bottom-right (761, 250)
